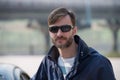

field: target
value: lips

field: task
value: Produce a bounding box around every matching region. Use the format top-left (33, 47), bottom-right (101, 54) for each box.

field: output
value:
top-left (55, 37), bottom-right (67, 41)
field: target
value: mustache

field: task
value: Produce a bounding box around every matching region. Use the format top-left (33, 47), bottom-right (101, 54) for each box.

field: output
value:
top-left (55, 36), bottom-right (67, 41)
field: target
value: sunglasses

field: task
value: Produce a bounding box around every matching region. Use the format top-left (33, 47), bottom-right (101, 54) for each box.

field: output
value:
top-left (49, 25), bottom-right (73, 33)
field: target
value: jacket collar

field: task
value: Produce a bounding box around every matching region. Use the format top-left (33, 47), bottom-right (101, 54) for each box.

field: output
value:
top-left (74, 35), bottom-right (90, 64)
top-left (47, 35), bottom-right (90, 63)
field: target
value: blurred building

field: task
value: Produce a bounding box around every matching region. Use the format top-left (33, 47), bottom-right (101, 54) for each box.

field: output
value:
top-left (0, 0), bottom-right (120, 55)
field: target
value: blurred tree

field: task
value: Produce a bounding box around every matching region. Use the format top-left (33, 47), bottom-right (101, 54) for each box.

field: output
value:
top-left (107, 18), bottom-right (120, 53)
top-left (27, 19), bottom-right (50, 54)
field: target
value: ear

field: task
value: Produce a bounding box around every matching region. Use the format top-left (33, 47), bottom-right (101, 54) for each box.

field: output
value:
top-left (72, 26), bottom-right (77, 35)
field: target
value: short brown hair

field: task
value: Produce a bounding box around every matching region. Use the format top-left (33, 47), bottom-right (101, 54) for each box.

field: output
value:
top-left (48, 7), bottom-right (76, 26)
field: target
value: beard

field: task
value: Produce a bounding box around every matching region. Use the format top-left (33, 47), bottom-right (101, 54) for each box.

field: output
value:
top-left (52, 35), bottom-right (73, 49)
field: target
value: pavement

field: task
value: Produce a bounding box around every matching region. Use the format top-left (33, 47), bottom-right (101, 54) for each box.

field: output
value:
top-left (0, 55), bottom-right (120, 80)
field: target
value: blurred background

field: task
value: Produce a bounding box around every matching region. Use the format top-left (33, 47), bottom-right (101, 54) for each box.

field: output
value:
top-left (0, 0), bottom-right (120, 79)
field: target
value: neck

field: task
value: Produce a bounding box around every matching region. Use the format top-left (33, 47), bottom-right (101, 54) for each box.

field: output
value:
top-left (58, 40), bottom-right (78, 58)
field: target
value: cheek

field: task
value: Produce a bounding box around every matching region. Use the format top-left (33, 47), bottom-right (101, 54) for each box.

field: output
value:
top-left (49, 32), bottom-right (56, 38)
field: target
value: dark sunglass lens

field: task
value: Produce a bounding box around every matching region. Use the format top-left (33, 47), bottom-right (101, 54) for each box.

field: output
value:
top-left (49, 27), bottom-right (58, 33)
top-left (61, 25), bottom-right (72, 32)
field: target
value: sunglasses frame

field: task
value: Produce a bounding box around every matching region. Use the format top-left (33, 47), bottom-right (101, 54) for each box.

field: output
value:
top-left (49, 25), bottom-right (73, 33)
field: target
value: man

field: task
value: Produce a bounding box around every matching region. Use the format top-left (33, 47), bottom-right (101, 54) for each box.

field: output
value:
top-left (31, 7), bottom-right (116, 80)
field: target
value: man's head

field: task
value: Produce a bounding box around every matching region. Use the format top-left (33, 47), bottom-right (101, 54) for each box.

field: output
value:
top-left (48, 7), bottom-right (75, 26)
top-left (48, 7), bottom-right (77, 49)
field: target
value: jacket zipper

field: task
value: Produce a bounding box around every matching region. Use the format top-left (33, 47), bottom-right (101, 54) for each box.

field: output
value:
top-left (48, 56), bottom-right (65, 80)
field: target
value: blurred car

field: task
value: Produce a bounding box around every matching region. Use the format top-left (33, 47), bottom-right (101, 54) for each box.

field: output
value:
top-left (0, 63), bottom-right (30, 80)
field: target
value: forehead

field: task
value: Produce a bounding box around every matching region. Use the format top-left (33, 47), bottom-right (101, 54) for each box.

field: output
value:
top-left (49, 15), bottom-right (72, 27)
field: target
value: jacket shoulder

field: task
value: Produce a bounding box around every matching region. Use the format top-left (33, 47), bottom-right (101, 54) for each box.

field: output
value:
top-left (88, 47), bottom-right (113, 66)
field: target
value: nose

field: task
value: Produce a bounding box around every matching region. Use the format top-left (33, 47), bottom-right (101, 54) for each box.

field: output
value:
top-left (56, 29), bottom-right (63, 36)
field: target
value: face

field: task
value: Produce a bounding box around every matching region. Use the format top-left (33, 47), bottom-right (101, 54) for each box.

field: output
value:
top-left (49, 15), bottom-right (77, 49)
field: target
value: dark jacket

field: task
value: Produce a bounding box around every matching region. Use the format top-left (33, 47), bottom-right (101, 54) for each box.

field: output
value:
top-left (31, 35), bottom-right (116, 80)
